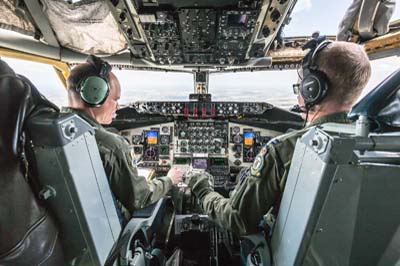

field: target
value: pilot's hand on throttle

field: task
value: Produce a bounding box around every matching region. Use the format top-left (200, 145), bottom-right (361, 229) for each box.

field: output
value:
top-left (187, 172), bottom-right (213, 200)
top-left (167, 167), bottom-right (184, 185)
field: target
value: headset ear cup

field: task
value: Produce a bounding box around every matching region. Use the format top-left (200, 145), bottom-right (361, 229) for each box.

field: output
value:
top-left (80, 76), bottom-right (110, 107)
top-left (300, 70), bottom-right (328, 107)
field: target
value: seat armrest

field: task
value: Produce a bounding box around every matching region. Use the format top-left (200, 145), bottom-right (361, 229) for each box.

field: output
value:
top-left (105, 197), bottom-right (174, 266)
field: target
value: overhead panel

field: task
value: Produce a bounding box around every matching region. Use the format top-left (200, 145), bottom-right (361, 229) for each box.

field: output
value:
top-left (247, 0), bottom-right (297, 58)
top-left (136, 0), bottom-right (266, 66)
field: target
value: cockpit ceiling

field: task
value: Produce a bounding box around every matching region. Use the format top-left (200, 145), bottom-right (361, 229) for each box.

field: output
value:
top-left (0, 0), bottom-right (35, 36)
top-left (0, 0), bottom-right (297, 69)
top-left (1, 0), bottom-right (399, 72)
top-left (41, 0), bottom-right (127, 55)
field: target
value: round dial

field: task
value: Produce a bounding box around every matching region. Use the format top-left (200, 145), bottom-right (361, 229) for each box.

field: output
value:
top-left (232, 126), bottom-right (240, 134)
top-left (132, 135), bottom-right (142, 145)
top-left (181, 140), bottom-right (188, 147)
top-left (233, 134), bottom-right (242, 144)
top-left (214, 139), bottom-right (222, 148)
top-left (161, 126), bottom-right (169, 134)
top-left (146, 147), bottom-right (156, 157)
top-left (160, 135), bottom-right (170, 145)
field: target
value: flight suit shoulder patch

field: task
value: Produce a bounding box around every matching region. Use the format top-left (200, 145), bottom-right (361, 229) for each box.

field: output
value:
top-left (250, 144), bottom-right (270, 177)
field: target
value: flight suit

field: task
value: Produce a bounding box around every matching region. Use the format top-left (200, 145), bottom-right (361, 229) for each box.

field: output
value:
top-left (63, 108), bottom-right (172, 219)
top-left (188, 112), bottom-right (350, 236)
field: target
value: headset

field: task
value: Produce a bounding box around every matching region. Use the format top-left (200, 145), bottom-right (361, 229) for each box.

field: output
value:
top-left (300, 38), bottom-right (333, 109)
top-left (78, 55), bottom-right (112, 107)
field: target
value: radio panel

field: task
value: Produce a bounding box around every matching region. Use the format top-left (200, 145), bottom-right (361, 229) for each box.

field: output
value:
top-left (175, 120), bottom-right (228, 155)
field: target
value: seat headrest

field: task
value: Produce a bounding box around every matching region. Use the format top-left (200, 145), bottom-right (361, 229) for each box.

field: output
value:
top-left (0, 59), bottom-right (59, 164)
top-left (348, 68), bottom-right (400, 131)
top-left (0, 59), bottom-right (16, 76)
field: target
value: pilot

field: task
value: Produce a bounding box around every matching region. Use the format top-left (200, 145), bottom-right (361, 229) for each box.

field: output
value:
top-left (187, 40), bottom-right (372, 236)
top-left (64, 55), bottom-right (183, 222)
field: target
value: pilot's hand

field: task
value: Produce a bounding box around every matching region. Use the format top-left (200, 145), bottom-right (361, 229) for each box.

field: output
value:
top-left (167, 167), bottom-right (184, 185)
top-left (187, 172), bottom-right (213, 200)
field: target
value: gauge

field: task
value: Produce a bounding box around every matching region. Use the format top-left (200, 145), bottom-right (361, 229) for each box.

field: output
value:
top-left (232, 126), bottom-right (240, 134)
top-left (214, 139), bottom-right (222, 148)
top-left (160, 146), bottom-right (169, 155)
top-left (132, 135), bottom-right (142, 145)
top-left (145, 147), bottom-right (157, 160)
top-left (160, 135), bottom-right (170, 145)
top-left (133, 146), bottom-right (143, 154)
top-left (233, 134), bottom-right (242, 144)
top-left (181, 140), bottom-right (188, 147)
top-left (161, 126), bottom-right (169, 134)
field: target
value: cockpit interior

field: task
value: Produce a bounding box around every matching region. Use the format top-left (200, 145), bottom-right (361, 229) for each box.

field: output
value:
top-left (0, 0), bottom-right (400, 266)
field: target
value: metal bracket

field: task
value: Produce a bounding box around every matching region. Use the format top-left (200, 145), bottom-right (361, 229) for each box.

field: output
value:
top-left (24, 0), bottom-right (60, 47)
top-left (106, 0), bottom-right (155, 61)
top-left (246, 0), bottom-right (297, 59)
top-left (61, 119), bottom-right (78, 141)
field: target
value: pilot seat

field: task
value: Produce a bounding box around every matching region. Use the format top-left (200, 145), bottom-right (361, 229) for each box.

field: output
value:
top-left (0, 59), bottom-right (64, 265)
top-left (244, 69), bottom-right (400, 266)
top-left (0, 58), bottom-right (173, 266)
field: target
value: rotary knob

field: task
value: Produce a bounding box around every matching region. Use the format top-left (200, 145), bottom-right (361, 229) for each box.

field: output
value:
top-left (179, 130), bottom-right (187, 138)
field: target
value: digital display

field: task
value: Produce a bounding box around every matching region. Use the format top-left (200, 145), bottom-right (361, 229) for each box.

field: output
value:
top-left (174, 157), bottom-right (191, 165)
top-left (146, 130), bottom-right (158, 145)
top-left (193, 158), bottom-right (208, 170)
top-left (227, 14), bottom-right (248, 27)
top-left (244, 131), bottom-right (254, 146)
top-left (210, 158), bottom-right (227, 166)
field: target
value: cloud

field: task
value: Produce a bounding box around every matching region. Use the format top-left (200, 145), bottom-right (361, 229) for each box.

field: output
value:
top-left (292, 0), bottom-right (313, 14)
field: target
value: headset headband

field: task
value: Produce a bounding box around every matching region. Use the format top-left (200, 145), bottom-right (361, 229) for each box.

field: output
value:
top-left (86, 55), bottom-right (112, 78)
top-left (302, 37), bottom-right (332, 70)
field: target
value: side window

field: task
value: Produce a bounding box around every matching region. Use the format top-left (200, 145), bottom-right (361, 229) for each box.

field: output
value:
top-left (360, 56), bottom-right (400, 100)
top-left (2, 57), bottom-right (67, 107)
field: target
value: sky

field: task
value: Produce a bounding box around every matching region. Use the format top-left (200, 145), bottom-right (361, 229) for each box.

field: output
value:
top-left (2, 0), bottom-right (400, 108)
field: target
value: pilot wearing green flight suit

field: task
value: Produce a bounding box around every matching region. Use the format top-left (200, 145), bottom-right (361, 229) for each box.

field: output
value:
top-left (187, 40), bottom-right (372, 236)
top-left (64, 55), bottom-right (184, 222)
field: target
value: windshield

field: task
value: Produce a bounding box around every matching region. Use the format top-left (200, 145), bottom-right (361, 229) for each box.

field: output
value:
top-left (2, 0), bottom-right (399, 108)
top-left (3, 56), bottom-right (399, 109)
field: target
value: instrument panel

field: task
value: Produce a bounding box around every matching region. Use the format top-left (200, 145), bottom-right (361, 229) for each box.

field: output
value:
top-left (120, 119), bottom-right (280, 189)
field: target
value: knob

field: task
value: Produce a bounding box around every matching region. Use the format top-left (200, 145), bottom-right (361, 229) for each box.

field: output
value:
top-left (234, 160), bottom-right (242, 166)
top-left (179, 130), bottom-right (187, 138)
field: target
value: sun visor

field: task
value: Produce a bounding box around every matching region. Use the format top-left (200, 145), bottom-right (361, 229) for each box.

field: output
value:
top-left (0, 0), bottom-right (36, 36)
top-left (41, 0), bottom-right (127, 55)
